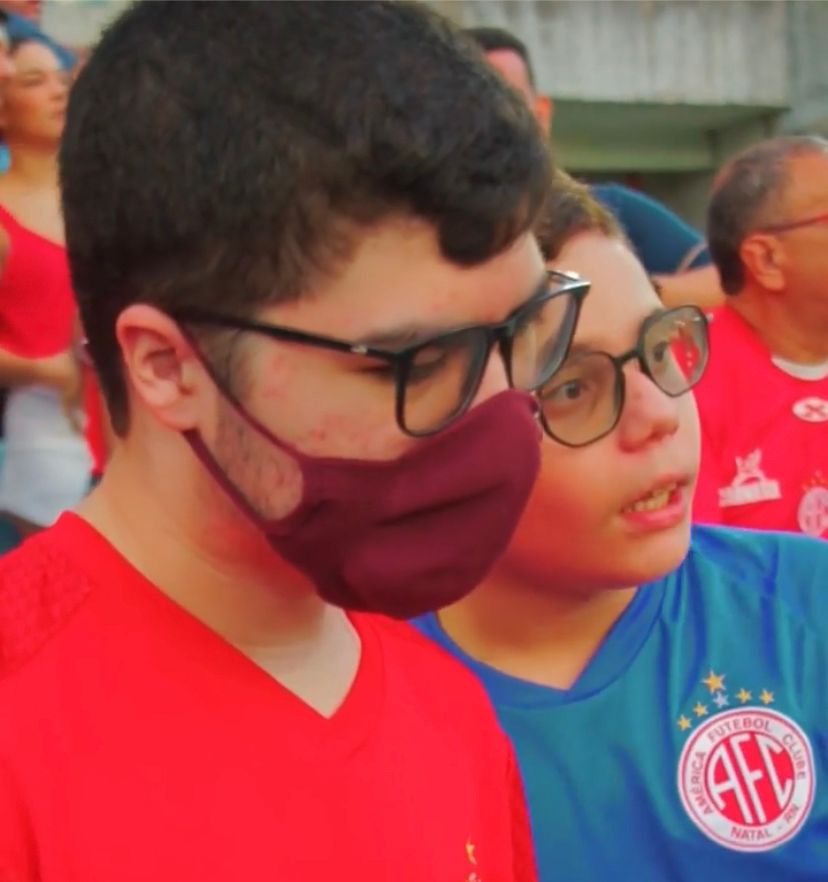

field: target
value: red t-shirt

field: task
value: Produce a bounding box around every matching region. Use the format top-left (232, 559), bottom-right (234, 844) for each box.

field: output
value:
top-left (693, 305), bottom-right (828, 538)
top-left (0, 515), bottom-right (536, 881)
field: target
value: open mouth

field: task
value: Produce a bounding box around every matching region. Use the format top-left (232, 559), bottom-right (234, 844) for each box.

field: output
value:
top-left (623, 482), bottom-right (680, 514)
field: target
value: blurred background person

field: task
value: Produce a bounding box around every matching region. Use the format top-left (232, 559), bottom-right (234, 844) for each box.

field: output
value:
top-left (0, 1), bottom-right (72, 172)
top-left (0, 11), bottom-right (15, 81)
top-left (694, 135), bottom-right (828, 538)
top-left (465, 26), bottom-right (724, 311)
top-left (0, 0), bottom-right (41, 22)
top-left (0, 36), bottom-right (96, 550)
top-left (0, 1), bottom-right (72, 68)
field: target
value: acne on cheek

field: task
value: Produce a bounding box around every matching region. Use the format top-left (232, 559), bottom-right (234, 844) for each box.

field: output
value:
top-left (255, 351), bottom-right (296, 401)
top-left (301, 411), bottom-right (408, 461)
top-left (423, 296), bottom-right (453, 319)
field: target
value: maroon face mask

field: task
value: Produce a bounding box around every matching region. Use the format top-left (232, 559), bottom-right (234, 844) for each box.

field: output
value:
top-left (185, 389), bottom-right (541, 619)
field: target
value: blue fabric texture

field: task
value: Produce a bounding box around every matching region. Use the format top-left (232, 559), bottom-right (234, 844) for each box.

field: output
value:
top-left (591, 182), bottom-right (710, 274)
top-left (413, 526), bottom-right (828, 881)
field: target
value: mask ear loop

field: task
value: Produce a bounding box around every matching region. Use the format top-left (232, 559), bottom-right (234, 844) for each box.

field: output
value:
top-left (180, 428), bottom-right (269, 530)
top-left (176, 325), bottom-right (305, 532)
top-left (178, 325), bottom-right (304, 459)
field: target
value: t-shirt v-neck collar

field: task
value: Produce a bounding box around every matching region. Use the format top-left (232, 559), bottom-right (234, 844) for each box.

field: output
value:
top-left (425, 575), bottom-right (668, 709)
top-left (50, 513), bottom-right (386, 759)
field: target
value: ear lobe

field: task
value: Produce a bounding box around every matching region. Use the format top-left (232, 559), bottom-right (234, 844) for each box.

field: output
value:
top-left (534, 94), bottom-right (553, 134)
top-left (739, 233), bottom-right (786, 292)
top-left (115, 304), bottom-right (204, 430)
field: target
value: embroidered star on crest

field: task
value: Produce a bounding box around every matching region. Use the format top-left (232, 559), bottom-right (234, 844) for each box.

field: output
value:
top-left (693, 702), bottom-right (708, 718)
top-left (702, 670), bottom-right (726, 693)
top-left (677, 715), bottom-right (692, 731)
top-left (713, 691), bottom-right (729, 709)
top-left (760, 689), bottom-right (775, 705)
top-left (736, 688), bottom-right (752, 703)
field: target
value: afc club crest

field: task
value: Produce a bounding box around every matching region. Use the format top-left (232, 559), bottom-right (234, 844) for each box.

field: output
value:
top-left (678, 705), bottom-right (815, 851)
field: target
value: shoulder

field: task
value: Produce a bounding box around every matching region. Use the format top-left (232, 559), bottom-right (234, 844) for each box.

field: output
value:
top-left (365, 615), bottom-right (502, 722)
top-left (590, 183), bottom-right (704, 272)
top-left (0, 525), bottom-right (93, 681)
top-left (703, 306), bottom-right (761, 351)
top-left (693, 308), bottom-right (755, 399)
top-left (589, 182), bottom-right (690, 228)
top-left (589, 182), bottom-right (624, 209)
top-left (371, 615), bottom-right (490, 692)
top-left (686, 525), bottom-right (828, 617)
top-left (589, 183), bottom-right (655, 222)
top-left (704, 305), bottom-right (741, 337)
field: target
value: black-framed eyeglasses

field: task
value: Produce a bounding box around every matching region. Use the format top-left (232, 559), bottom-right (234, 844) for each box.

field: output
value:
top-left (173, 269), bottom-right (589, 437)
top-left (755, 212), bottom-right (828, 235)
top-left (537, 305), bottom-right (709, 447)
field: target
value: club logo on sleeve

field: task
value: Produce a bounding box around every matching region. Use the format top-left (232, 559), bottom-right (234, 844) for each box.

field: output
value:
top-left (676, 671), bottom-right (815, 852)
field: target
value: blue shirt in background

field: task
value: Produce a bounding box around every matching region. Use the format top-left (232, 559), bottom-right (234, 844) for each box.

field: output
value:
top-left (413, 526), bottom-right (828, 882)
top-left (591, 182), bottom-right (710, 275)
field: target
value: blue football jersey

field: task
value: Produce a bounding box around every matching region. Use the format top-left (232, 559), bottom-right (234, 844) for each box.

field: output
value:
top-left (413, 526), bottom-right (828, 881)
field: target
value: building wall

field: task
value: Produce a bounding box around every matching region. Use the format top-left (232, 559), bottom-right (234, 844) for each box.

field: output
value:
top-left (40, 0), bottom-right (129, 48)
top-left (438, 0), bottom-right (793, 225)
top-left (784, 1), bottom-right (828, 136)
top-left (39, 0), bottom-right (823, 228)
top-left (439, 0), bottom-right (788, 107)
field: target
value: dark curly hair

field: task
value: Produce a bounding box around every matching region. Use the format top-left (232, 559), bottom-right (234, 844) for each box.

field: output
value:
top-left (61, 1), bottom-right (552, 432)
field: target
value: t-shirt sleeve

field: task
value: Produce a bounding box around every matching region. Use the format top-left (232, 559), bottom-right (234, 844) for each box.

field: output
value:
top-left (506, 746), bottom-right (538, 882)
top-left (590, 183), bottom-right (710, 275)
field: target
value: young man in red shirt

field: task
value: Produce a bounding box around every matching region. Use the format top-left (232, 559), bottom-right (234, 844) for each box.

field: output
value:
top-left (0, 3), bottom-right (589, 878)
top-left (693, 136), bottom-right (828, 538)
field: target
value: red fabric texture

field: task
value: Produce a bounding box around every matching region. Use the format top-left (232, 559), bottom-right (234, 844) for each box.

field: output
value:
top-left (692, 305), bottom-right (828, 537)
top-left (0, 514), bottom-right (537, 881)
top-left (0, 205), bottom-right (74, 358)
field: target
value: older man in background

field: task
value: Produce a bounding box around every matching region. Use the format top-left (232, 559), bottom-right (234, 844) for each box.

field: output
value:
top-left (693, 135), bottom-right (828, 538)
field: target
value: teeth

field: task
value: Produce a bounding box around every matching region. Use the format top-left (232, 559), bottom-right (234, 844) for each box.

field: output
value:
top-left (626, 483), bottom-right (678, 513)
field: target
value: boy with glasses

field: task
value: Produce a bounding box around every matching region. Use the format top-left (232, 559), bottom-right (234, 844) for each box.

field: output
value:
top-left (0, 3), bottom-right (583, 878)
top-left (415, 171), bottom-right (828, 882)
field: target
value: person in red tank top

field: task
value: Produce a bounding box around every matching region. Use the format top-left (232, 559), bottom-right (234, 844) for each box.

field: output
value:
top-left (694, 136), bottom-right (828, 538)
top-left (0, 37), bottom-right (103, 543)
